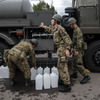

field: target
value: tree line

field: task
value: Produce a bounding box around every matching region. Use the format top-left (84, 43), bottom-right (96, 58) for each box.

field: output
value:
top-left (33, 0), bottom-right (57, 14)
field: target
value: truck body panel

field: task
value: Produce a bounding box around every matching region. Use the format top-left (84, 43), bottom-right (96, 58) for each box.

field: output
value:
top-left (0, 19), bottom-right (31, 27)
top-left (0, 0), bottom-right (100, 72)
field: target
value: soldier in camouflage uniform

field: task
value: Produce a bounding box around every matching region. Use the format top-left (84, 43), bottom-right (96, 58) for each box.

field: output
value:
top-left (68, 18), bottom-right (91, 84)
top-left (8, 39), bottom-right (38, 86)
top-left (41, 14), bottom-right (72, 92)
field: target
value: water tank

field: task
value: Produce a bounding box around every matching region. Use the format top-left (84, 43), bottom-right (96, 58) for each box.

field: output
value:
top-left (0, 0), bottom-right (33, 19)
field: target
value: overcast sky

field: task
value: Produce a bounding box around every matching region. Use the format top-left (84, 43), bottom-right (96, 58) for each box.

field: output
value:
top-left (29, 0), bottom-right (72, 15)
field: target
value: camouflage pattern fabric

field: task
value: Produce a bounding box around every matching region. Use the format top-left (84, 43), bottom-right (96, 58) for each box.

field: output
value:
top-left (44, 25), bottom-right (72, 49)
top-left (8, 41), bottom-right (36, 79)
top-left (57, 46), bottom-right (70, 85)
top-left (72, 26), bottom-right (88, 76)
top-left (3, 49), bottom-right (9, 63)
top-left (72, 51), bottom-right (88, 76)
top-left (8, 55), bottom-right (31, 79)
top-left (44, 25), bottom-right (72, 85)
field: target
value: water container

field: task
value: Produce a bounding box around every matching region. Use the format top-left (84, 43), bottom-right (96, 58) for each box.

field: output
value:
top-left (50, 72), bottom-right (58, 88)
top-left (3, 66), bottom-right (9, 78)
top-left (51, 66), bottom-right (59, 76)
top-left (31, 68), bottom-right (36, 80)
top-left (35, 74), bottom-right (43, 90)
top-left (0, 66), bottom-right (4, 78)
top-left (0, 0), bottom-right (33, 19)
top-left (44, 73), bottom-right (50, 89)
top-left (44, 66), bottom-right (50, 74)
top-left (37, 66), bottom-right (43, 75)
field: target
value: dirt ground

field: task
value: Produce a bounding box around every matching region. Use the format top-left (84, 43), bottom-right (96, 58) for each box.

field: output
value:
top-left (0, 69), bottom-right (100, 100)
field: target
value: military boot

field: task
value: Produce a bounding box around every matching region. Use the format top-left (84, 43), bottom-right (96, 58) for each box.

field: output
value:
top-left (59, 84), bottom-right (71, 92)
top-left (70, 73), bottom-right (78, 79)
top-left (10, 78), bottom-right (15, 86)
top-left (80, 75), bottom-right (91, 84)
top-left (25, 79), bottom-right (32, 87)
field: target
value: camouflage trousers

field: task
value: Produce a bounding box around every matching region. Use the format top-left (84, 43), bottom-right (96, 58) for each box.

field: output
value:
top-left (72, 51), bottom-right (87, 76)
top-left (57, 46), bottom-right (70, 85)
top-left (8, 54), bottom-right (31, 79)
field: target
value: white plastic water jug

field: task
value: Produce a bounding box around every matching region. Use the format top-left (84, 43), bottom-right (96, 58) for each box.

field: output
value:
top-left (35, 74), bottom-right (43, 90)
top-left (50, 72), bottom-right (58, 88)
top-left (37, 66), bottom-right (43, 75)
top-left (3, 66), bottom-right (9, 78)
top-left (44, 66), bottom-right (50, 74)
top-left (0, 66), bottom-right (4, 78)
top-left (44, 73), bottom-right (50, 89)
top-left (31, 67), bottom-right (36, 80)
top-left (51, 66), bottom-right (59, 76)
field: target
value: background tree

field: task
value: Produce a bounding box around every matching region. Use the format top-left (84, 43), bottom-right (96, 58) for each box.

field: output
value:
top-left (33, 0), bottom-right (57, 13)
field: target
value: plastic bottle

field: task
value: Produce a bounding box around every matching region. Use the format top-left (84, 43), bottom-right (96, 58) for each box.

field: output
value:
top-left (37, 66), bottom-right (43, 75)
top-left (31, 67), bottom-right (36, 80)
top-left (44, 73), bottom-right (50, 89)
top-left (44, 66), bottom-right (50, 74)
top-left (0, 66), bottom-right (4, 78)
top-left (50, 72), bottom-right (58, 88)
top-left (51, 66), bottom-right (59, 76)
top-left (3, 66), bottom-right (9, 78)
top-left (35, 74), bottom-right (43, 90)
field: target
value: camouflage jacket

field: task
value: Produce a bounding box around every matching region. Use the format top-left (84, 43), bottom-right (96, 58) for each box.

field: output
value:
top-left (72, 26), bottom-right (84, 51)
top-left (43, 25), bottom-right (72, 49)
top-left (9, 41), bottom-right (36, 67)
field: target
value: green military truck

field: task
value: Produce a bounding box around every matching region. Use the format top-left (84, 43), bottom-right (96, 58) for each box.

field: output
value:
top-left (62, 0), bottom-right (100, 72)
top-left (0, 0), bottom-right (100, 72)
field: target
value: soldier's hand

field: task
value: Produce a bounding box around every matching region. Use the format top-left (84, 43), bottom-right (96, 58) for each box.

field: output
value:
top-left (74, 51), bottom-right (78, 56)
top-left (40, 22), bottom-right (44, 27)
top-left (66, 49), bottom-right (70, 57)
top-left (34, 67), bottom-right (37, 70)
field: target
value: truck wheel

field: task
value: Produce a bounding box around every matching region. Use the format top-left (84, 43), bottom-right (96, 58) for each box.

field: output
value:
top-left (84, 40), bottom-right (100, 72)
top-left (0, 42), bottom-right (8, 65)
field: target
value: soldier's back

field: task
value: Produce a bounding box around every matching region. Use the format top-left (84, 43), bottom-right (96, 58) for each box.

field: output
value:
top-left (8, 41), bottom-right (32, 58)
top-left (14, 41), bottom-right (32, 52)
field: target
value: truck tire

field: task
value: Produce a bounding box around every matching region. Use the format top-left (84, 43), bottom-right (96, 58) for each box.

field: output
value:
top-left (84, 40), bottom-right (100, 72)
top-left (0, 42), bottom-right (8, 65)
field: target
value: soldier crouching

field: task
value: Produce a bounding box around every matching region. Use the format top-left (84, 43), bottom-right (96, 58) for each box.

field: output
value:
top-left (7, 39), bottom-right (38, 86)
